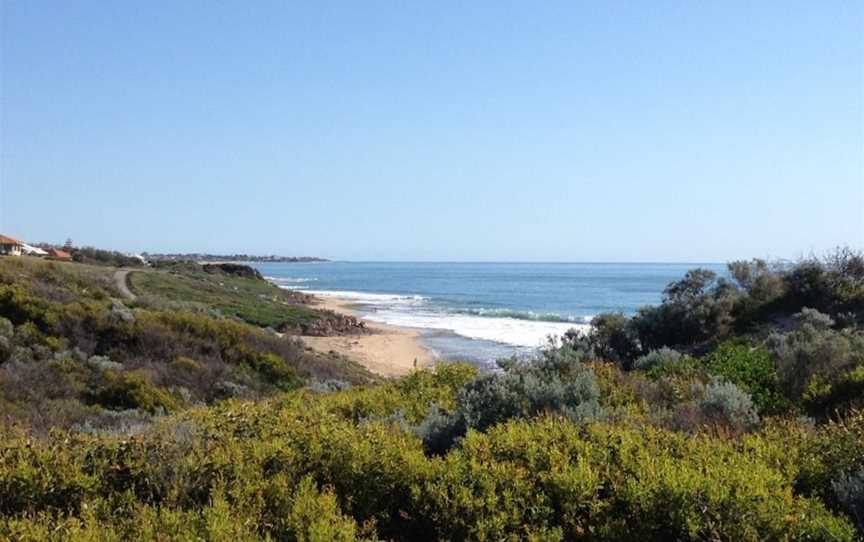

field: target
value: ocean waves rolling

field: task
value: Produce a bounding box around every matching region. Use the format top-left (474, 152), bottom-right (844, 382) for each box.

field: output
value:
top-left (275, 285), bottom-right (588, 348)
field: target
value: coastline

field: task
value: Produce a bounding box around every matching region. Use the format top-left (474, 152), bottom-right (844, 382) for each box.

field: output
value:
top-left (302, 294), bottom-right (435, 377)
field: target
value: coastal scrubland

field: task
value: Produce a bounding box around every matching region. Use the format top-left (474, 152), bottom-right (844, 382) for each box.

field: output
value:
top-left (1, 249), bottom-right (863, 540)
top-left (0, 256), bottom-right (374, 433)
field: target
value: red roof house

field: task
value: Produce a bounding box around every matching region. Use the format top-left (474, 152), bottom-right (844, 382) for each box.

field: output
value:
top-left (0, 235), bottom-right (24, 256)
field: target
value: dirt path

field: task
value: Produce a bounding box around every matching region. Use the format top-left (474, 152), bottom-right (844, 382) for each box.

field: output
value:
top-left (113, 269), bottom-right (136, 301)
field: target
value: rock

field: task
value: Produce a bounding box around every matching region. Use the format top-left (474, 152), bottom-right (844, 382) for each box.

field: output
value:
top-left (87, 355), bottom-right (123, 371)
top-left (110, 300), bottom-right (136, 323)
top-left (285, 313), bottom-right (371, 337)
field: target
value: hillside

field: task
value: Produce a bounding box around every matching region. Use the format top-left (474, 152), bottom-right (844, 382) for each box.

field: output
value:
top-left (0, 256), bottom-right (374, 433)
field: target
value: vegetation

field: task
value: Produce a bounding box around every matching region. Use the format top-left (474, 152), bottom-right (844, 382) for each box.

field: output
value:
top-left (0, 256), bottom-right (373, 433)
top-left (69, 245), bottom-right (146, 267)
top-left (564, 248), bottom-right (864, 418)
top-left (0, 365), bottom-right (860, 541)
top-left (130, 261), bottom-right (334, 330)
top-left (1, 248), bottom-right (863, 539)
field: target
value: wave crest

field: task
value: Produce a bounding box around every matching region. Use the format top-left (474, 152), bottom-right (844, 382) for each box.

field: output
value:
top-left (453, 307), bottom-right (592, 324)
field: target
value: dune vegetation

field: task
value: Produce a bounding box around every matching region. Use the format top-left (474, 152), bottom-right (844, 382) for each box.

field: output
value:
top-left (1, 249), bottom-right (863, 540)
top-left (0, 256), bottom-right (374, 434)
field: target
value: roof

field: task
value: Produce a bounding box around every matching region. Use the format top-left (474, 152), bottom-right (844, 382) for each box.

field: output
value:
top-left (0, 235), bottom-right (23, 245)
top-left (21, 243), bottom-right (48, 256)
top-left (47, 248), bottom-right (72, 259)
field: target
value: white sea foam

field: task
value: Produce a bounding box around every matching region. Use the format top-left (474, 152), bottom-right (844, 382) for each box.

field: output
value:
top-left (302, 289), bottom-right (428, 306)
top-left (266, 276), bottom-right (318, 284)
top-left (365, 310), bottom-right (586, 347)
top-left (273, 285), bottom-right (586, 348)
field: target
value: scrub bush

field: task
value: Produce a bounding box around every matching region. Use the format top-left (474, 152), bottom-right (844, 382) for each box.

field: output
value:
top-left (634, 347), bottom-right (682, 372)
top-left (832, 468), bottom-right (864, 533)
top-left (767, 309), bottom-right (864, 404)
top-left (697, 378), bottom-right (760, 430)
top-left (416, 351), bottom-right (603, 453)
top-left (705, 341), bottom-right (787, 414)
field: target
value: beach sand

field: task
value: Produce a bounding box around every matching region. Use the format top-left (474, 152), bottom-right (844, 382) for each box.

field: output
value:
top-left (301, 295), bottom-right (435, 377)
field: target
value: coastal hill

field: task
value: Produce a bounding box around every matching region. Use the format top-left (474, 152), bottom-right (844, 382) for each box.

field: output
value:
top-left (0, 255), bottom-right (373, 434)
top-left (0, 248), bottom-right (862, 540)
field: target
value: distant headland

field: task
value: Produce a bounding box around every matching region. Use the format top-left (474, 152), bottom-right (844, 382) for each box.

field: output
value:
top-left (143, 252), bottom-right (329, 263)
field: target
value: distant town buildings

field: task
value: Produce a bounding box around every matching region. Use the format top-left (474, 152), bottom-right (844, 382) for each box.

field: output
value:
top-left (144, 253), bottom-right (329, 263)
top-left (0, 234), bottom-right (72, 260)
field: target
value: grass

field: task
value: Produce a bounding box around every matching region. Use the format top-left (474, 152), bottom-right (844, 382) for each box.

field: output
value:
top-left (129, 266), bottom-right (328, 329)
top-left (0, 256), bottom-right (118, 291)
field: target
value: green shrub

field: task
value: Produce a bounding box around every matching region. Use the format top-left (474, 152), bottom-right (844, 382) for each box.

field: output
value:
top-left (705, 341), bottom-right (787, 414)
top-left (284, 477), bottom-right (361, 542)
top-left (804, 366), bottom-right (864, 418)
top-left (417, 418), bottom-right (856, 541)
top-left (416, 352), bottom-right (603, 453)
top-left (767, 309), bottom-right (864, 403)
top-left (798, 410), bottom-right (864, 491)
top-left (85, 371), bottom-right (178, 413)
top-left (0, 432), bottom-right (95, 516)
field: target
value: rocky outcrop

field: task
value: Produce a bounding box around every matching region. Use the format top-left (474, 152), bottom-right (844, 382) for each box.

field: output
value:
top-left (284, 313), bottom-right (370, 336)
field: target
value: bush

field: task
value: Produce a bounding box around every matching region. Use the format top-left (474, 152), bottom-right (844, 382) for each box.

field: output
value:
top-left (85, 371), bottom-right (178, 413)
top-left (705, 341), bottom-right (787, 414)
top-left (0, 370), bottom-right (860, 541)
top-left (804, 366), bottom-right (864, 418)
top-left (632, 269), bottom-right (739, 351)
top-left (416, 350), bottom-right (603, 453)
top-left (698, 378), bottom-right (760, 431)
top-left (781, 249), bottom-right (864, 319)
top-left (832, 468), bottom-right (864, 534)
top-left (767, 309), bottom-right (864, 403)
top-left (417, 418), bottom-right (856, 541)
top-left (275, 477), bottom-right (361, 541)
top-left (634, 347), bottom-right (682, 372)
top-left (70, 246), bottom-right (145, 267)
top-left (563, 312), bottom-right (640, 367)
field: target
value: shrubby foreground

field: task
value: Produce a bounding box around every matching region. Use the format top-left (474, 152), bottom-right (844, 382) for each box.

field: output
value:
top-left (1, 364), bottom-right (862, 541)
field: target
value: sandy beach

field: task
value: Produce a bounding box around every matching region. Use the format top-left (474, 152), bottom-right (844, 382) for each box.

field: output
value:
top-left (301, 295), bottom-right (435, 377)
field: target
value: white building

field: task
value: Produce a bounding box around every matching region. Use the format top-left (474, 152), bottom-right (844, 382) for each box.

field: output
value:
top-left (0, 235), bottom-right (24, 256)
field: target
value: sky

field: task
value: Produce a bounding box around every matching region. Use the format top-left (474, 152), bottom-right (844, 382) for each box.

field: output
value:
top-left (1, 1), bottom-right (862, 262)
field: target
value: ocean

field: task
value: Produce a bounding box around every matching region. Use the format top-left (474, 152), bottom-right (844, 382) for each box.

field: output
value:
top-left (256, 262), bottom-right (726, 366)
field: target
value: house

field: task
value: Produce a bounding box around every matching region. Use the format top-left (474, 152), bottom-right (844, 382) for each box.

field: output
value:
top-left (0, 235), bottom-right (24, 256)
top-left (46, 247), bottom-right (72, 260)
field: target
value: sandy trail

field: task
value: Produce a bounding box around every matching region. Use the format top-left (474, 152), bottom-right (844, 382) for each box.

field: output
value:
top-left (113, 269), bottom-right (136, 301)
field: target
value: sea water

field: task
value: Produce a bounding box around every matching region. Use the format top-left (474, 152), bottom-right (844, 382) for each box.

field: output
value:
top-left (256, 262), bottom-right (725, 366)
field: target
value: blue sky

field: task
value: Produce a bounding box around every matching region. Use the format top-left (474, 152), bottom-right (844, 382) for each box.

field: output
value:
top-left (1, 1), bottom-right (862, 261)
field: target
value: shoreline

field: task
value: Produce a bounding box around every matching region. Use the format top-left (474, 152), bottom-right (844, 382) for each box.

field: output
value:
top-left (301, 294), bottom-right (436, 377)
